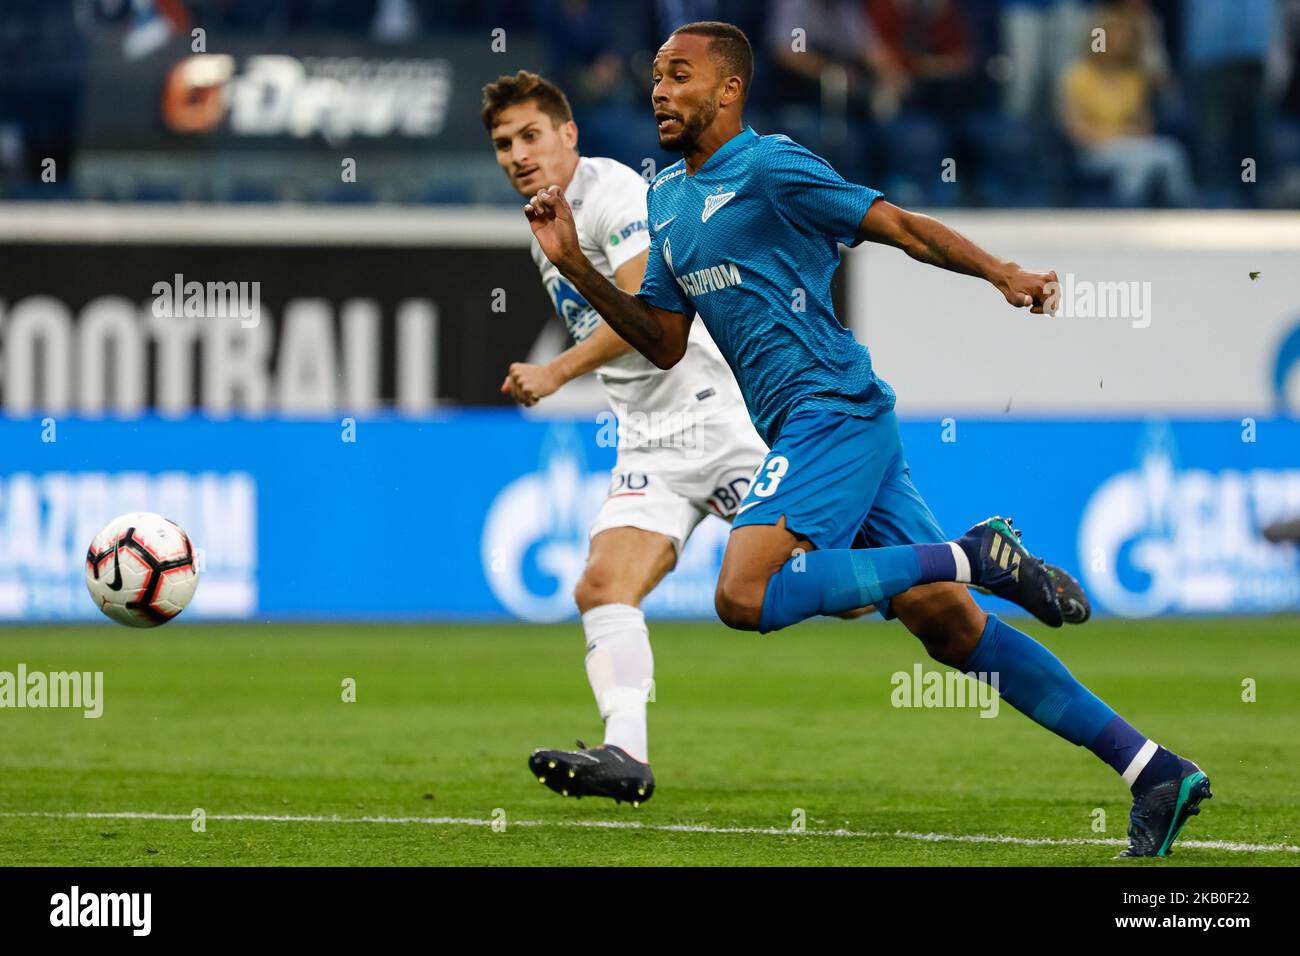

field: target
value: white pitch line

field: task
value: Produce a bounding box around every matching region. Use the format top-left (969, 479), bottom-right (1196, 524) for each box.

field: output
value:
top-left (0, 811), bottom-right (1295, 855)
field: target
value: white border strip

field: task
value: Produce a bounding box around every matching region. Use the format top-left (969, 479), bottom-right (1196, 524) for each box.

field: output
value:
top-left (2, 204), bottom-right (1300, 250)
top-left (0, 203), bottom-right (534, 247)
top-left (0, 811), bottom-right (1293, 855)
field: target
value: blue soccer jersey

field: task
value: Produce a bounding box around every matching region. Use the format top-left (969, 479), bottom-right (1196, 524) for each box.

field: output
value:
top-left (637, 126), bottom-right (895, 445)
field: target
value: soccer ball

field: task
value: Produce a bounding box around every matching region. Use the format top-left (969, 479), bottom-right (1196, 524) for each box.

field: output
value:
top-left (85, 513), bottom-right (200, 627)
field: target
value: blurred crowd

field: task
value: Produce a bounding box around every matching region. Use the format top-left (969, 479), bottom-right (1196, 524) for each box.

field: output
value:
top-left (3, 0), bottom-right (1300, 207)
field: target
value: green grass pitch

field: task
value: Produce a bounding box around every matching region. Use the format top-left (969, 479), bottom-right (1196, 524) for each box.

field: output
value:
top-left (0, 616), bottom-right (1296, 866)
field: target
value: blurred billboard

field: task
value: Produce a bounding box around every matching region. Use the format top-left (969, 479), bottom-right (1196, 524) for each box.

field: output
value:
top-left (849, 213), bottom-right (1300, 414)
top-left (1, 413), bottom-right (1296, 622)
top-left (1, 206), bottom-right (1297, 623)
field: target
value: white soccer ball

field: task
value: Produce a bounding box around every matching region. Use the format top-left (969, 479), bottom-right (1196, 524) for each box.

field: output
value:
top-left (85, 512), bottom-right (200, 627)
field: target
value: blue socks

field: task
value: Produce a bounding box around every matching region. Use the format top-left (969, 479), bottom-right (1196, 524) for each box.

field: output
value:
top-left (1090, 714), bottom-right (1151, 776)
top-left (758, 543), bottom-right (961, 633)
top-left (758, 550), bottom-right (1167, 785)
top-left (965, 615), bottom-right (1174, 783)
top-left (1091, 716), bottom-right (1182, 790)
top-left (963, 614), bottom-right (1115, 747)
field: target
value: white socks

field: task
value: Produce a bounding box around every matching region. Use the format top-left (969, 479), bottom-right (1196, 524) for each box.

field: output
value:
top-left (582, 603), bottom-right (653, 764)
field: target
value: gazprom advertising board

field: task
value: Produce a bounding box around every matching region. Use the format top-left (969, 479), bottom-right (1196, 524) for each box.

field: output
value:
top-left (2, 414), bottom-right (1296, 622)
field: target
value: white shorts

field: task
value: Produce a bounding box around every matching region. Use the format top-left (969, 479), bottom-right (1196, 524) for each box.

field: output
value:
top-left (589, 407), bottom-right (769, 554)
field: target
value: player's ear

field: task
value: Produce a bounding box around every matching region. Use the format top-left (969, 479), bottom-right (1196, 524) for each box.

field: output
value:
top-left (719, 76), bottom-right (743, 110)
top-left (561, 119), bottom-right (579, 150)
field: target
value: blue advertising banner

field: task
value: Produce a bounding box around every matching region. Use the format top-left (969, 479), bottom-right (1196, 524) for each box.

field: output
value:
top-left (1, 413), bottom-right (1297, 622)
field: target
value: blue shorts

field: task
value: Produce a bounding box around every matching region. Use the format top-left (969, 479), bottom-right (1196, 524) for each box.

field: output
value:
top-left (732, 405), bottom-right (946, 617)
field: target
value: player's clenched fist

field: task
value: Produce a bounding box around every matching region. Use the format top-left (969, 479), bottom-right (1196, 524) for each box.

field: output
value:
top-left (1000, 267), bottom-right (1060, 315)
top-left (524, 185), bottom-right (582, 271)
top-left (500, 361), bottom-right (560, 407)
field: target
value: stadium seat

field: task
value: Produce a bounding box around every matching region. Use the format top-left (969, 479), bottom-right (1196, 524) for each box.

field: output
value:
top-left (879, 111), bottom-right (955, 207)
top-left (963, 112), bottom-right (1052, 208)
top-left (223, 181), bottom-right (281, 204)
top-left (0, 180), bottom-right (79, 201)
top-left (1048, 127), bottom-right (1122, 209)
top-left (131, 181), bottom-right (185, 203)
top-left (578, 105), bottom-right (676, 180)
top-left (307, 182), bottom-right (377, 204)
top-left (1271, 116), bottom-right (1300, 172)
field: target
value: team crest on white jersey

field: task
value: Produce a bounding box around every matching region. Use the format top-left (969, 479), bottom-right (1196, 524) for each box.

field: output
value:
top-left (525, 155), bottom-right (750, 453)
top-left (702, 190), bottom-right (737, 223)
top-left (545, 275), bottom-right (600, 341)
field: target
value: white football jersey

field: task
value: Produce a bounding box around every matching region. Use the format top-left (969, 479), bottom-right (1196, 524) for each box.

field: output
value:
top-left (530, 156), bottom-right (746, 447)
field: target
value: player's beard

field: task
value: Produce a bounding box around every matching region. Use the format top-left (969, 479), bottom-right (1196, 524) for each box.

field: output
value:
top-left (659, 94), bottom-right (719, 154)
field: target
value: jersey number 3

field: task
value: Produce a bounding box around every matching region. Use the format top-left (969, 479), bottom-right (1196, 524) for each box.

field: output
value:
top-left (751, 456), bottom-right (789, 498)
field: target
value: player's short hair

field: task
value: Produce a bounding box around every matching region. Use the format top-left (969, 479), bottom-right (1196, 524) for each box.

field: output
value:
top-left (481, 70), bottom-right (574, 131)
top-left (670, 20), bottom-right (753, 101)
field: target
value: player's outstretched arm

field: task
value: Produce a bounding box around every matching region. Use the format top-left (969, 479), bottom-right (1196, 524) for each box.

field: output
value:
top-left (500, 251), bottom-right (647, 406)
top-left (502, 322), bottom-right (632, 406)
top-left (524, 185), bottom-right (691, 368)
top-left (856, 200), bottom-right (1058, 314)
